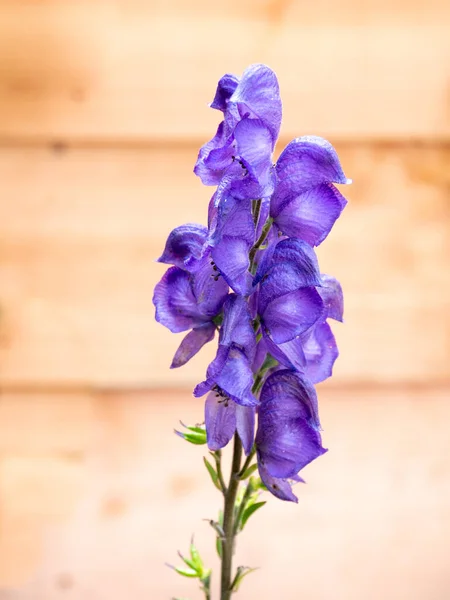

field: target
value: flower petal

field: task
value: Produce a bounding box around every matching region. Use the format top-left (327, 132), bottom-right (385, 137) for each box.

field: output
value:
top-left (194, 345), bottom-right (258, 407)
top-left (262, 287), bottom-right (324, 344)
top-left (205, 392), bottom-right (237, 451)
top-left (210, 73), bottom-right (239, 112)
top-left (153, 267), bottom-right (208, 333)
top-left (219, 294), bottom-right (256, 362)
top-left (276, 135), bottom-right (351, 190)
top-left (215, 346), bottom-right (258, 406)
top-left (258, 463), bottom-right (299, 503)
top-left (318, 274), bottom-right (344, 321)
top-left (256, 370), bottom-right (326, 478)
top-left (236, 405), bottom-right (255, 455)
top-left (210, 195), bottom-right (255, 294)
top-left (171, 323), bottom-right (216, 369)
top-left (194, 121), bottom-right (233, 186)
top-left (212, 238), bottom-right (252, 296)
top-left (158, 224), bottom-right (208, 271)
top-left (229, 64), bottom-right (282, 144)
top-left (233, 118), bottom-right (274, 186)
top-left (271, 183), bottom-right (347, 246)
top-left (303, 322), bottom-right (339, 384)
top-left (262, 332), bottom-right (306, 372)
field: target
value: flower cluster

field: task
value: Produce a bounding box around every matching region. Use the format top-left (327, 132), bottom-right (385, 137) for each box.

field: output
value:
top-left (153, 64), bottom-right (350, 502)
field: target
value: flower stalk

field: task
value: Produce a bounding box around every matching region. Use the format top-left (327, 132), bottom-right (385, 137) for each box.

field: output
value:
top-left (153, 63), bottom-right (350, 598)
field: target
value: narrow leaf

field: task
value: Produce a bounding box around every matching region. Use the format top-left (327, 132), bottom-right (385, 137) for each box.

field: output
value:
top-left (230, 566), bottom-right (259, 592)
top-left (239, 463), bottom-right (258, 480)
top-left (177, 551), bottom-right (197, 571)
top-left (216, 536), bottom-right (223, 559)
top-left (166, 563), bottom-right (198, 578)
top-left (241, 501), bottom-right (267, 529)
top-left (175, 430), bottom-right (207, 445)
top-left (203, 457), bottom-right (222, 490)
top-left (189, 538), bottom-right (203, 573)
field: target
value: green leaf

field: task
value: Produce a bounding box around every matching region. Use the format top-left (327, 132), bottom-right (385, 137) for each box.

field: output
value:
top-left (171, 565), bottom-right (198, 578)
top-left (175, 430), bottom-right (207, 445)
top-left (230, 566), bottom-right (259, 592)
top-left (177, 551), bottom-right (197, 571)
top-left (189, 538), bottom-right (203, 572)
top-left (241, 501), bottom-right (267, 529)
top-left (216, 536), bottom-right (223, 559)
top-left (179, 421), bottom-right (206, 435)
top-left (239, 463), bottom-right (258, 480)
top-left (203, 457), bottom-right (221, 490)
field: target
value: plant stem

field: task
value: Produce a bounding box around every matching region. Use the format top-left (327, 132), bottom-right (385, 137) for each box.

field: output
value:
top-left (238, 447), bottom-right (256, 479)
top-left (233, 479), bottom-right (254, 536)
top-left (252, 198), bottom-right (262, 226)
top-left (249, 217), bottom-right (273, 270)
top-left (220, 434), bottom-right (243, 600)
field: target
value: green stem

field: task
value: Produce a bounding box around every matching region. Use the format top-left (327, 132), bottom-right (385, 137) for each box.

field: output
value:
top-left (252, 198), bottom-right (262, 226)
top-left (249, 217), bottom-right (273, 270)
top-left (220, 434), bottom-right (243, 600)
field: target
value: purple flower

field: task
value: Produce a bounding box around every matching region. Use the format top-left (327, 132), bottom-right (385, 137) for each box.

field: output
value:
top-left (194, 64), bottom-right (282, 199)
top-left (153, 225), bottom-right (228, 368)
top-left (256, 238), bottom-right (325, 345)
top-left (271, 136), bottom-right (351, 246)
top-left (194, 295), bottom-right (258, 408)
top-left (255, 370), bottom-right (327, 502)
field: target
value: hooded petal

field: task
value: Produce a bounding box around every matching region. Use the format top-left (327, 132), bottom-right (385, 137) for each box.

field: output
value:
top-left (210, 73), bottom-right (239, 112)
top-left (255, 238), bottom-right (322, 287)
top-left (228, 64), bottom-right (282, 144)
top-left (153, 267), bottom-right (210, 333)
top-left (256, 370), bottom-right (326, 478)
top-left (275, 135), bottom-right (351, 190)
top-left (236, 405), bottom-right (255, 455)
top-left (271, 183), bottom-right (347, 246)
top-left (157, 224), bottom-right (208, 272)
top-left (258, 463), bottom-right (299, 503)
top-left (303, 322), bottom-right (339, 384)
top-left (318, 274), bottom-right (344, 322)
top-left (204, 392), bottom-right (237, 451)
top-left (262, 287), bottom-right (324, 344)
top-left (171, 323), bottom-right (216, 369)
top-left (219, 294), bottom-right (256, 362)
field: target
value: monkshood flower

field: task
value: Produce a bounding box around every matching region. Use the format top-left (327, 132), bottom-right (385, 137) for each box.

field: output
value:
top-left (271, 136), bottom-right (351, 246)
top-left (154, 63), bottom-right (350, 599)
top-left (255, 370), bottom-right (327, 502)
top-left (194, 64), bottom-right (282, 199)
top-left (153, 224), bottom-right (228, 368)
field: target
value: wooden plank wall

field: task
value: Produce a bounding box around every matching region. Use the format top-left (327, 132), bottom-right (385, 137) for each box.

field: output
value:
top-left (0, 2), bottom-right (449, 599)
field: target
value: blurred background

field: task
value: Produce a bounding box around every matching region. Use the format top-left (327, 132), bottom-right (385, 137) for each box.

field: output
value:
top-left (0, 1), bottom-right (449, 599)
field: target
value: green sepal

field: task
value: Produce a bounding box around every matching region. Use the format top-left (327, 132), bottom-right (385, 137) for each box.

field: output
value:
top-left (169, 564), bottom-right (198, 578)
top-left (203, 457), bottom-right (222, 490)
top-left (240, 501), bottom-right (266, 529)
top-left (238, 462), bottom-right (258, 480)
top-left (230, 566), bottom-right (259, 592)
top-left (174, 424), bottom-right (207, 445)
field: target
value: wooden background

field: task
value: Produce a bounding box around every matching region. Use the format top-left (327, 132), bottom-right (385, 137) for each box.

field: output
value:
top-left (0, 1), bottom-right (449, 599)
